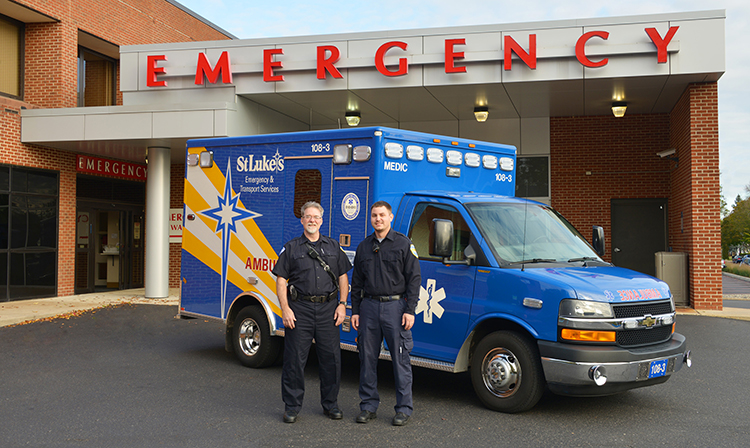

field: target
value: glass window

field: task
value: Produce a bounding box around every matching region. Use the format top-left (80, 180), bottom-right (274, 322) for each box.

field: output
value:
top-left (408, 203), bottom-right (471, 261)
top-left (466, 202), bottom-right (599, 264)
top-left (0, 15), bottom-right (23, 98)
top-left (78, 47), bottom-right (116, 107)
top-left (10, 252), bottom-right (56, 299)
top-left (1, 165), bottom-right (58, 301)
top-left (515, 156), bottom-right (549, 198)
top-left (293, 170), bottom-right (321, 218)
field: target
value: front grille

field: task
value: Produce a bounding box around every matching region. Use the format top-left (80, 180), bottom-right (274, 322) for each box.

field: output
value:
top-left (613, 300), bottom-right (672, 318)
top-left (617, 325), bottom-right (673, 347)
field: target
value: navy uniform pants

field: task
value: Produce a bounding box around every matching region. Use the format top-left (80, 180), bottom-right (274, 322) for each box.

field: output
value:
top-left (357, 298), bottom-right (414, 415)
top-left (281, 298), bottom-right (341, 413)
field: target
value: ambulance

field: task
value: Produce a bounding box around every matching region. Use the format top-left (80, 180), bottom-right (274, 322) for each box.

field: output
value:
top-left (179, 127), bottom-right (690, 413)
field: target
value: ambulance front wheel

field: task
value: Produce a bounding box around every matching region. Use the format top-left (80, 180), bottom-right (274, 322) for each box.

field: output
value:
top-left (470, 331), bottom-right (545, 413)
top-left (232, 306), bottom-right (281, 368)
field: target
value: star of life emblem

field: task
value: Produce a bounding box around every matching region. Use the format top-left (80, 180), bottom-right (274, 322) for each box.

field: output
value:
top-left (416, 278), bottom-right (446, 324)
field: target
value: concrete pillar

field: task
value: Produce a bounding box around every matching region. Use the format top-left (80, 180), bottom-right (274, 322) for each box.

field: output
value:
top-left (145, 147), bottom-right (170, 298)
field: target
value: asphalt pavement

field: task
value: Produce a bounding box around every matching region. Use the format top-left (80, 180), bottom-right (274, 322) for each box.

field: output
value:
top-left (1, 296), bottom-right (749, 447)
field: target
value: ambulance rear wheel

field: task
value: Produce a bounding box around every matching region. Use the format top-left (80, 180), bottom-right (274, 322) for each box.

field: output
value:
top-left (233, 306), bottom-right (281, 368)
top-left (470, 331), bottom-right (545, 413)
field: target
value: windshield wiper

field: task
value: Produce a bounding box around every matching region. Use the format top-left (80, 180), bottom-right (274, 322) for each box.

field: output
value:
top-left (510, 258), bottom-right (556, 265)
top-left (567, 257), bottom-right (606, 267)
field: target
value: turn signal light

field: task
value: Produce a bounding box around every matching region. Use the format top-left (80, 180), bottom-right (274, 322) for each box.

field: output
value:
top-left (561, 328), bottom-right (615, 342)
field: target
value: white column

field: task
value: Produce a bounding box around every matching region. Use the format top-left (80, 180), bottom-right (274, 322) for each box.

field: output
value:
top-left (145, 147), bottom-right (170, 298)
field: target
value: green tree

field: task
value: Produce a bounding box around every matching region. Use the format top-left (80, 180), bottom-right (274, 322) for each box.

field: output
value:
top-left (722, 190), bottom-right (750, 258)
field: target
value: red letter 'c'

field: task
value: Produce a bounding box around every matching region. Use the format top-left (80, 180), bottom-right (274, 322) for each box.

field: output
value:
top-left (575, 31), bottom-right (609, 68)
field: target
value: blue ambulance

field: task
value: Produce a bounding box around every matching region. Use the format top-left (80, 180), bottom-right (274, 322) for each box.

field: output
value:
top-left (179, 127), bottom-right (690, 412)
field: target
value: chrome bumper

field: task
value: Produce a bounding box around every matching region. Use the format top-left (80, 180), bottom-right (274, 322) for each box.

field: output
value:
top-left (538, 333), bottom-right (689, 396)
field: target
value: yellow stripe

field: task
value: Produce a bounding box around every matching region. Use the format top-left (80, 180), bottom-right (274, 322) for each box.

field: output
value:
top-left (183, 228), bottom-right (281, 317)
top-left (183, 165), bottom-right (281, 316)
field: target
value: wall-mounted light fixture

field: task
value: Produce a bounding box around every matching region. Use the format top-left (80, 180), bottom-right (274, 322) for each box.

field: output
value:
top-left (611, 101), bottom-right (627, 118)
top-left (474, 106), bottom-right (489, 122)
top-left (345, 111), bottom-right (361, 126)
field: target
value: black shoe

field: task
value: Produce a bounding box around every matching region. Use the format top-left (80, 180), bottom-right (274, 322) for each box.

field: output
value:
top-left (283, 410), bottom-right (298, 423)
top-left (324, 407), bottom-right (343, 420)
top-left (392, 412), bottom-right (409, 426)
top-left (356, 410), bottom-right (377, 423)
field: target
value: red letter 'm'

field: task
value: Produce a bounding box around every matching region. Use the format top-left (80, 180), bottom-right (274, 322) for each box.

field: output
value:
top-left (375, 41), bottom-right (409, 77)
top-left (195, 51), bottom-right (232, 85)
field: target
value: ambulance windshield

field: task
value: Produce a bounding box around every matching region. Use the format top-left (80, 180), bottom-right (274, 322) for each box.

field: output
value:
top-left (466, 202), bottom-right (602, 265)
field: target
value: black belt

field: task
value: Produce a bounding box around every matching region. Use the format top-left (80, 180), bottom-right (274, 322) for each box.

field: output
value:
top-left (297, 293), bottom-right (336, 303)
top-left (365, 294), bottom-right (404, 302)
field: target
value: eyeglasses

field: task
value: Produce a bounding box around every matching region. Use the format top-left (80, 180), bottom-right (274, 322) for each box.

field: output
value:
top-left (303, 215), bottom-right (322, 221)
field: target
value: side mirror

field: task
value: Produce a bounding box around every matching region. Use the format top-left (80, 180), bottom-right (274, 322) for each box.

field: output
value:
top-left (592, 226), bottom-right (605, 257)
top-left (432, 218), bottom-right (473, 266)
top-left (432, 219), bottom-right (453, 258)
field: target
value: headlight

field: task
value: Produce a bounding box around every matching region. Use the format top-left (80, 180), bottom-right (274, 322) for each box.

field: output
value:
top-left (559, 299), bottom-right (614, 318)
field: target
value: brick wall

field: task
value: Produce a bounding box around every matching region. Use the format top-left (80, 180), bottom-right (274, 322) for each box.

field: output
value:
top-left (669, 83), bottom-right (721, 310)
top-left (2, 0), bottom-right (231, 298)
top-left (551, 81), bottom-right (721, 310)
top-left (169, 164), bottom-right (185, 288)
top-left (550, 113), bottom-right (672, 262)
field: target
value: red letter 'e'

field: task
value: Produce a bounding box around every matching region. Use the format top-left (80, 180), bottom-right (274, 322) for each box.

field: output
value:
top-left (147, 55), bottom-right (167, 87)
top-left (445, 39), bottom-right (467, 73)
top-left (263, 48), bottom-right (284, 82)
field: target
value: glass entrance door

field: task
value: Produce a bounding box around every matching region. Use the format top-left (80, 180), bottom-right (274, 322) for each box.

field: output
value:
top-left (75, 205), bottom-right (144, 293)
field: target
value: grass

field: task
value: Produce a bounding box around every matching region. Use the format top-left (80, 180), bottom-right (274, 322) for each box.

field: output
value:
top-left (724, 261), bottom-right (750, 278)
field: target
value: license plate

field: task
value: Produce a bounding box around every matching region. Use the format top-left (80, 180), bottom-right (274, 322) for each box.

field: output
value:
top-left (648, 359), bottom-right (668, 378)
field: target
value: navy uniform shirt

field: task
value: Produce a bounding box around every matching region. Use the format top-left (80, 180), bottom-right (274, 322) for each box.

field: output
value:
top-left (351, 229), bottom-right (421, 315)
top-left (272, 234), bottom-right (352, 297)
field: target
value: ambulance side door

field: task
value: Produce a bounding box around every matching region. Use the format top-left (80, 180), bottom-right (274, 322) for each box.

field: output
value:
top-left (405, 197), bottom-right (477, 363)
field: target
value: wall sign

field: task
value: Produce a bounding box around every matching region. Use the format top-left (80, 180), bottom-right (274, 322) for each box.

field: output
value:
top-left (77, 155), bottom-right (147, 181)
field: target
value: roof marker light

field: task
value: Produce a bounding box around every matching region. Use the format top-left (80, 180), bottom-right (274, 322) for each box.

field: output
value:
top-left (465, 153), bottom-right (480, 168)
top-left (384, 142), bottom-right (403, 159)
top-left (406, 145), bottom-right (424, 161)
top-left (426, 148), bottom-right (444, 163)
top-left (446, 150), bottom-right (462, 166)
top-left (482, 155), bottom-right (498, 169)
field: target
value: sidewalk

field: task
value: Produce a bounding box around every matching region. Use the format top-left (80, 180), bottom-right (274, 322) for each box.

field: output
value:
top-left (2, 279), bottom-right (750, 328)
top-left (0, 288), bottom-right (179, 328)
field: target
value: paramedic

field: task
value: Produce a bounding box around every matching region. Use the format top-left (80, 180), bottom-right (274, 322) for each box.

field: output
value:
top-left (272, 201), bottom-right (352, 423)
top-left (351, 201), bottom-right (421, 426)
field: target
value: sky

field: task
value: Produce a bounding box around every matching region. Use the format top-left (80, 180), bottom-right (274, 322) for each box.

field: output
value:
top-left (177, 0), bottom-right (749, 207)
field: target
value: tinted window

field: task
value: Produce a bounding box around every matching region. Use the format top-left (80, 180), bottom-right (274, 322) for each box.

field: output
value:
top-left (293, 170), bottom-right (321, 218)
top-left (408, 203), bottom-right (471, 261)
top-left (515, 156), bottom-right (549, 198)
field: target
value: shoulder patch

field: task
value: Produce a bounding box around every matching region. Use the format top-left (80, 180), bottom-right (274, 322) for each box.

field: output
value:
top-left (410, 244), bottom-right (419, 258)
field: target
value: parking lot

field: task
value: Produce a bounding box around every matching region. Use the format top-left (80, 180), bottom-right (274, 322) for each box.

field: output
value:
top-left (1, 302), bottom-right (749, 448)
